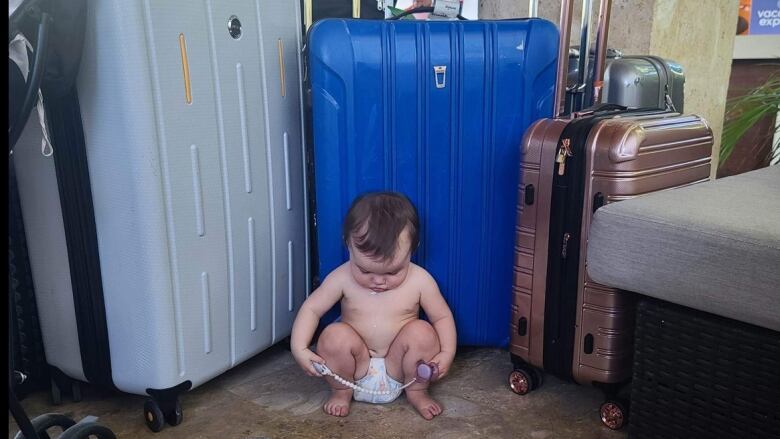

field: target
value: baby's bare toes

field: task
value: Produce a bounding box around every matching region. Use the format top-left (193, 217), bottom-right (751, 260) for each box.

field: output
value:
top-left (407, 390), bottom-right (442, 420)
top-left (323, 390), bottom-right (352, 417)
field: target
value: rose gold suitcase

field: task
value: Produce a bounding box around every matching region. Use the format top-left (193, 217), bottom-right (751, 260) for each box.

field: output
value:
top-left (507, 0), bottom-right (713, 431)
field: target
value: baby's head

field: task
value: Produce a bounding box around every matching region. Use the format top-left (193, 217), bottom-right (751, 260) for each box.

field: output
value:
top-left (342, 192), bottom-right (420, 293)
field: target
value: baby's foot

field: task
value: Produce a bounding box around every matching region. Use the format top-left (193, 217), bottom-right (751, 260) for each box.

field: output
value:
top-left (323, 388), bottom-right (352, 417)
top-left (406, 389), bottom-right (442, 420)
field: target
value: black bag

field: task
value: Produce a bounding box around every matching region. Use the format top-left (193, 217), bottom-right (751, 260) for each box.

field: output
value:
top-left (314, 0), bottom-right (385, 19)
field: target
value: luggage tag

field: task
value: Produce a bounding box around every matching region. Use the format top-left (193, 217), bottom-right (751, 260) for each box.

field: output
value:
top-left (430, 0), bottom-right (461, 20)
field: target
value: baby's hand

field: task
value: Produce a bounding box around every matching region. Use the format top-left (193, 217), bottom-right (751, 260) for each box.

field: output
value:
top-left (292, 348), bottom-right (327, 377)
top-left (429, 351), bottom-right (455, 380)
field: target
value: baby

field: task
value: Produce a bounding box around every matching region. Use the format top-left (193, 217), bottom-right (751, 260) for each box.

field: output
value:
top-left (291, 191), bottom-right (457, 420)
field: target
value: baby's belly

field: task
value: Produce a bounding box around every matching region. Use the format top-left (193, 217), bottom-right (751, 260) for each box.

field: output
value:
top-left (343, 314), bottom-right (417, 357)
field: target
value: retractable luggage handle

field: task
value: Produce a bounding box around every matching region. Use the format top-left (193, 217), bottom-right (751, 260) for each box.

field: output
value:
top-left (549, 0), bottom-right (613, 118)
top-left (540, 0), bottom-right (596, 116)
top-left (590, 0), bottom-right (612, 106)
top-left (569, 0), bottom-right (594, 114)
top-left (553, 0), bottom-right (575, 118)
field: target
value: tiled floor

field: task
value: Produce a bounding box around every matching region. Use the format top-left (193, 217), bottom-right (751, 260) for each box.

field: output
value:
top-left (9, 346), bottom-right (628, 438)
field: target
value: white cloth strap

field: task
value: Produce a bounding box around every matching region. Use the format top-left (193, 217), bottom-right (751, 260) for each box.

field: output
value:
top-left (9, 33), bottom-right (53, 157)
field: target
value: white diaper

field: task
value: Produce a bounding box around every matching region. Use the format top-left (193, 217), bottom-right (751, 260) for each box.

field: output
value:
top-left (353, 358), bottom-right (404, 404)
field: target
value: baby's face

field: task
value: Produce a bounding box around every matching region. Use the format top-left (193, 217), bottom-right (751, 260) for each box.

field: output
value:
top-left (348, 229), bottom-right (412, 293)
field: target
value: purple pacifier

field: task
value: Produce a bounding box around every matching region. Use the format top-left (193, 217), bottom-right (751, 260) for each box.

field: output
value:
top-left (415, 361), bottom-right (439, 383)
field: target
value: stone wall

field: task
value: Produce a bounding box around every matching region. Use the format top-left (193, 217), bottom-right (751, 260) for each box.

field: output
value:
top-left (649, 0), bottom-right (738, 175)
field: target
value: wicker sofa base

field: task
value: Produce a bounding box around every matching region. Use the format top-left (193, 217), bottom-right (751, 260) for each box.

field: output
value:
top-left (630, 298), bottom-right (780, 439)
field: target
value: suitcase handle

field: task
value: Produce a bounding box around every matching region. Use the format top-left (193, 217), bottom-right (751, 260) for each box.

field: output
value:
top-left (387, 6), bottom-right (467, 21)
top-left (554, 0), bottom-right (612, 117)
top-left (553, 0), bottom-right (575, 118)
top-left (571, 0), bottom-right (594, 105)
top-left (590, 0), bottom-right (613, 105)
top-left (576, 103), bottom-right (626, 116)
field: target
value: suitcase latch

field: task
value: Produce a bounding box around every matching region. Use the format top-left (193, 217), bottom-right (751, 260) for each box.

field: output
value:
top-left (434, 66), bottom-right (447, 89)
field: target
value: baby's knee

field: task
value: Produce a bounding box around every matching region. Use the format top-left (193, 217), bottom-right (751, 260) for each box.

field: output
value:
top-left (405, 320), bottom-right (439, 350)
top-left (317, 322), bottom-right (357, 354)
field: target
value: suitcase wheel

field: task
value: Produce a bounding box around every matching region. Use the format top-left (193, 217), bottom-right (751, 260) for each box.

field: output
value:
top-left (144, 381), bottom-right (191, 431)
top-left (508, 369), bottom-right (532, 395)
top-left (71, 381), bottom-right (82, 403)
top-left (49, 369), bottom-right (82, 404)
top-left (143, 399), bottom-right (166, 433)
top-left (164, 399), bottom-right (183, 427)
top-left (50, 377), bottom-right (62, 405)
top-left (530, 367), bottom-right (544, 390)
top-left (600, 399), bottom-right (629, 430)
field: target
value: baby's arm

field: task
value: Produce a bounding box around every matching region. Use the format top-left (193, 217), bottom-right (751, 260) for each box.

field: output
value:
top-left (418, 269), bottom-right (457, 379)
top-left (290, 267), bottom-right (345, 376)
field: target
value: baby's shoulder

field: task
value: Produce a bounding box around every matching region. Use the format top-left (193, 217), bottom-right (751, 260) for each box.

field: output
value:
top-left (320, 262), bottom-right (351, 287)
top-left (407, 263), bottom-right (438, 286)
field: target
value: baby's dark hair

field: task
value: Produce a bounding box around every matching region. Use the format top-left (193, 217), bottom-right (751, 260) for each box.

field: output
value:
top-left (342, 192), bottom-right (420, 261)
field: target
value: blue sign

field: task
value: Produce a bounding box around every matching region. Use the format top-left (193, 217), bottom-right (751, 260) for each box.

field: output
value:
top-left (751, 0), bottom-right (780, 35)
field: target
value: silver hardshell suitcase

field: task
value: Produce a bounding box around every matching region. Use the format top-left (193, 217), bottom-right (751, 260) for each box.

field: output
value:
top-left (12, 0), bottom-right (309, 432)
top-left (603, 55), bottom-right (685, 112)
top-left (568, 51), bottom-right (684, 112)
top-left (561, 0), bottom-right (684, 112)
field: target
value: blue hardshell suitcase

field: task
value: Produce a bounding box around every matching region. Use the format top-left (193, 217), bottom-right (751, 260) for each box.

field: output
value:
top-left (309, 18), bottom-right (558, 346)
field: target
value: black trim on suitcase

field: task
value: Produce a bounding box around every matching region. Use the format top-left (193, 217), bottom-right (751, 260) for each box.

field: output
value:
top-left (45, 86), bottom-right (115, 390)
top-left (542, 115), bottom-right (600, 380)
top-left (542, 107), bottom-right (664, 382)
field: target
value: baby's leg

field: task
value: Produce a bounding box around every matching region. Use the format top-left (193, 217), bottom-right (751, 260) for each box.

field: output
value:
top-left (315, 322), bottom-right (370, 417)
top-left (385, 320), bottom-right (442, 420)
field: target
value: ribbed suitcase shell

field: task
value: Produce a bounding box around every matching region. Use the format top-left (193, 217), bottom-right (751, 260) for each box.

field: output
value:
top-left (13, 0), bottom-right (309, 395)
top-left (511, 111), bottom-right (712, 385)
top-left (309, 18), bottom-right (558, 346)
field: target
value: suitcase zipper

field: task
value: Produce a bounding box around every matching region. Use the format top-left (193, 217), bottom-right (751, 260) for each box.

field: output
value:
top-left (543, 118), bottom-right (596, 379)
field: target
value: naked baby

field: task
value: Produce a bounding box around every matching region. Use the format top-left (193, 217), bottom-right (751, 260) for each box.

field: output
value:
top-left (290, 192), bottom-right (457, 420)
